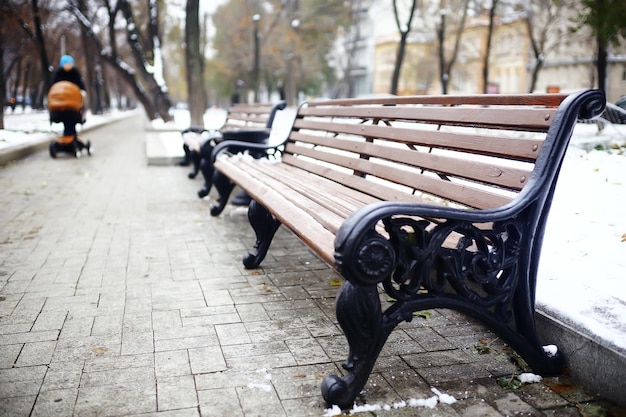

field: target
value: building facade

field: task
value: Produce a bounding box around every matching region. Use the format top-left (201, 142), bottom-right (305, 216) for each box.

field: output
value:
top-left (336, 0), bottom-right (626, 102)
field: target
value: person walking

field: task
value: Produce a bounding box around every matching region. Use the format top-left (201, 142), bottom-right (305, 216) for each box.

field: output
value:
top-left (51, 55), bottom-right (86, 136)
top-left (48, 55), bottom-right (91, 155)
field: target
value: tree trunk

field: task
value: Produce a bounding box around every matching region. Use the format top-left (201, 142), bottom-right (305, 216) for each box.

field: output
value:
top-left (391, 32), bottom-right (408, 95)
top-left (438, 0), bottom-right (469, 95)
top-left (0, 24), bottom-right (5, 129)
top-left (78, 0), bottom-right (96, 112)
top-left (528, 58), bottom-right (544, 93)
top-left (438, 12), bottom-right (448, 94)
top-left (118, 0), bottom-right (171, 121)
top-left (390, 0), bottom-right (417, 95)
top-left (185, 0), bottom-right (206, 126)
top-left (31, 0), bottom-right (50, 109)
top-left (70, 1), bottom-right (172, 122)
top-left (12, 57), bottom-right (22, 106)
top-left (483, 0), bottom-right (498, 93)
top-left (525, 12), bottom-right (542, 93)
top-left (596, 34), bottom-right (608, 92)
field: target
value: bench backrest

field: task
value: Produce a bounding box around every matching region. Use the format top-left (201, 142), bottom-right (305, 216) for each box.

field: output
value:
top-left (222, 102), bottom-right (287, 131)
top-left (282, 92), bottom-right (602, 211)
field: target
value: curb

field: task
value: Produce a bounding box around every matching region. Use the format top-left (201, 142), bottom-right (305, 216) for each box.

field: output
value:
top-left (0, 112), bottom-right (137, 166)
top-left (536, 309), bottom-right (626, 407)
top-left (0, 138), bottom-right (51, 166)
top-left (145, 130), bottom-right (185, 166)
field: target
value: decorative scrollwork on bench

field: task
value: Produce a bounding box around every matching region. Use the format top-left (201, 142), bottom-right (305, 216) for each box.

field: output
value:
top-left (379, 217), bottom-right (524, 316)
top-left (325, 213), bottom-right (563, 409)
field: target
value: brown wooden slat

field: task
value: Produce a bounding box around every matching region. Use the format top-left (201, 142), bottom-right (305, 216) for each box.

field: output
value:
top-left (306, 94), bottom-right (568, 107)
top-left (286, 138), bottom-right (530, 191)
top-left (283, 143), bottom-right (514, 208)
top-left (219, 103), bottom-right (276, 130)
top-left (231, 103), bottom-right (276, 110)
top-left (216, 158), bottom-right (498, 258)
top-left (286, 134), bottom-right (533, 191)
top-left (291, 119), bottom-right (544, 161)
top-left (224, 115), bottom-right (268, 125)
top-left (236, 158), bottom-right (379, 220)
top-left (214, 159), bottom-right (337, 264)
top-left (219, 158), bottom-right (346, 235)
top-left (298, 105), bottom-right (556, 131)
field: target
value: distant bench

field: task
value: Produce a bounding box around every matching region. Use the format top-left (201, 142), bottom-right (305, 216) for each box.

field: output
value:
top-left (180, 101), bottom-right (285, 199)
top-left (208, 90), bottom-right (605, 408)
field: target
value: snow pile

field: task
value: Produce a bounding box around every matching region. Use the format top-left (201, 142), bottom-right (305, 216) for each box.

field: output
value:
top-left (536, 124), bottom-right (626, 352)
top-left (518, 373), bottom-right (543, 384)
top-left (542, 345), bottom-right (559, 357)
top-left (323, 387), bottom-right (457, 416)
top-left (246, 368), bottom-right (273, 392)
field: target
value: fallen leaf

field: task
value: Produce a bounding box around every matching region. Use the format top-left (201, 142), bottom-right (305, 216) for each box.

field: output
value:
top-left (329, 278), bottom-right (343, 287)
top-left (92, 347), bottom-right (108, 355)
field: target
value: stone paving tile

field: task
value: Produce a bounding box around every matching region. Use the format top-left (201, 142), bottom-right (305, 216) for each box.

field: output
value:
top-left (197, 387), bottom-right (243, 417)
top-left (40, 360), bottom-right (83, 391)
top-left (156, 375), bottom-right (198, 411)
top-left (31, 388), bottom-right (78, 417)
top-left (188, 346), bottom-right (227, 373)
top-left (0, 396), bottom-right (36, 417)
top-left (1, 117), bottom-right (625, 416)
top-left (14, 340), bottom-right (57, 367)
top-left (73, 382), bottom-right (157, 416)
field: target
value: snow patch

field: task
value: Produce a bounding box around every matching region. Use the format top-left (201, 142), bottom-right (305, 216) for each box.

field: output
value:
top-left (518, 373), bottom-right (543, 383)
top-left (323, 386), bottom-right (457, 415)
top-left (542, 344), bottom-right (558, 357)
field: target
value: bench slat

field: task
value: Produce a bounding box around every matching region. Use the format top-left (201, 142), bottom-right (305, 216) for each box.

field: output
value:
top-left (234, 158), bottom-right (357, 226)
top-left (220, 103), bottom-right (278, 129)
top-left (215, 159), bottom-right (334, 263)
top-left (287, 131), bottom-right (533, 191)
top-left (299, 105), bottom-right (557, 131)
top-left (305, 94), bottom-right (568, 107)
top-left (292, 119), bottom-right (544, 161)
top-left (228, 103), bottom-right (277, 114)
top-left (243, 160), bottom-right (381, 218)
top-left (284, 142), bottom-right (513, 209)
top-left (281, 154), bottom-right (435, 205)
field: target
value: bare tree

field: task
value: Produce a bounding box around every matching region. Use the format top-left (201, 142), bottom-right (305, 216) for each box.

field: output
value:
top-left (210, 0), bottom-right (350, 103)
top-left (31, 0), bottom-right (52, 108)
top-left (69, 0), bottom-right (172, 121)
top-left (437, 0), bottom-right (470, 94)
top-left (575, 0), bottom-right (626, 93)
top-left (481, 0), bottom-right (499, 92)
top-left (524, 0), bottom-right (568, 92)
top-left (390, 0), bottom-right (418, 95)
top-left (1, 0), bottom-right (39, 125)
top-left (0, 21), bottom-right (5, 129)
top-left (185, 0), bottom-right (206, 125)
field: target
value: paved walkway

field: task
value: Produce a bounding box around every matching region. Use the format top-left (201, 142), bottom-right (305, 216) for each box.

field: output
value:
top-left (0, 116), bottom-right (624, 416)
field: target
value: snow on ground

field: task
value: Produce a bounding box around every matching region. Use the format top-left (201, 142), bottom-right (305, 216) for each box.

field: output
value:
top-left (0, 107), bottom-right (136, 151)
top-left (2, 107), bottom-right (626, 354)
top-left (537, 122), bottom-right (626, 352)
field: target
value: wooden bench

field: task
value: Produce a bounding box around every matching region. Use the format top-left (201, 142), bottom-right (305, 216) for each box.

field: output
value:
top-left (209, 90), bottom-right (605, 408)
top-left (180, 101), bottom-right (285, 198)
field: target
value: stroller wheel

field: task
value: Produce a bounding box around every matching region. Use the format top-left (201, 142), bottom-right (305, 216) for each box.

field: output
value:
top-left (73, 141), bottom-right (81, 158)
top-left (49, 142), bottom-right (57, 158)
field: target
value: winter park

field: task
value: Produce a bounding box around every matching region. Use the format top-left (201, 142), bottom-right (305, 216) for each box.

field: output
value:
top-left (2, 0), bottom-right (626, 416)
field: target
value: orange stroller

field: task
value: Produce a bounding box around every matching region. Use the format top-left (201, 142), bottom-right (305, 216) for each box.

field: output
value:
top-left (47, 81), bottom-right (91, 158)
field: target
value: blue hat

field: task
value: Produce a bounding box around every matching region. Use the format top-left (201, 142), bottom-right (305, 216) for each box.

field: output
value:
top-left (60, 55), bottom-right (74, 67)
